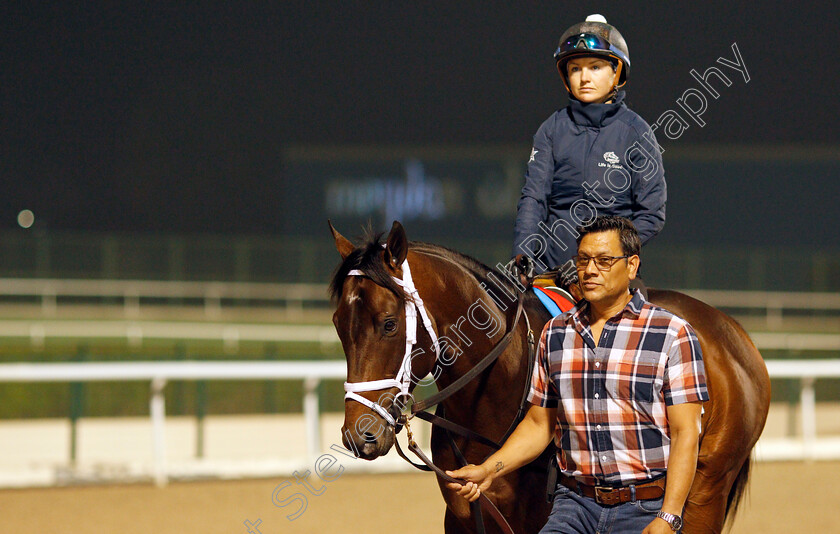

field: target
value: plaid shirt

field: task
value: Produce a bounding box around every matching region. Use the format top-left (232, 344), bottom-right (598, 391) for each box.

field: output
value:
top-left (527, 290), bottom-right (708, 486)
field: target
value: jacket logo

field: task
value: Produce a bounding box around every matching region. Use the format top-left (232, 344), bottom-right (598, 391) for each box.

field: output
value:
top-left (603, 152), bottom-right (620, 164)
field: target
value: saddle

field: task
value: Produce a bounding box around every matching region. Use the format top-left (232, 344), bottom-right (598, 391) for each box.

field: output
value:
top-left (531, 271), bottom-right (577, 317)
top-left (502, 258), bottom-right (578, 318)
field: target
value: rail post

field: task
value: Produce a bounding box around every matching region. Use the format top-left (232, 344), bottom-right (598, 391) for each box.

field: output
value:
top-left (196, 375), bottom-right (206, 459)
top-left (69, 345), bottom-right (88, 464)
top-left (263, 343), bottom-right (278, 414)
top-left (801, 376), bottom-right (816, 460)
top-left (303, 376), bottom-right (321, 462)
top-left (150, 376), bottom-right (168, 487)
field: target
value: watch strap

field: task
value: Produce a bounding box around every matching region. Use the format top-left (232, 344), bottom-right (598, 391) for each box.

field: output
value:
top-left (656, 510), bottom-right (682, 531)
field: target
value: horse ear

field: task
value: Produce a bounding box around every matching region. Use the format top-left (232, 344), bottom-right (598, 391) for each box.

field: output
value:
top-left (384, 221), bottom-right (408, 268)
top-left (328, 220), bottom-right (355, 259)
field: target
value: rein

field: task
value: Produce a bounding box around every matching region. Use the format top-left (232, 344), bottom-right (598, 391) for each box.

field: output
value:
top-left (406, 425), bottom-right (516, 534)
top-left (343, 254), bottom-right (536, 534)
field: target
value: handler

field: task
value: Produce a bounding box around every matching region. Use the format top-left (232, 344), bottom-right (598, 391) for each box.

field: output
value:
top-left (512, 15), bottom-right (666, 286)
top-left (449, 216), bottom-right (707, 533)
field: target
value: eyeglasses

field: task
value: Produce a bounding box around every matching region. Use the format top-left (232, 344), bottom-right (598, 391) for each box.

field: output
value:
top-left (573, 254), bottom-right (630, 271)
top-left (555, 33), bottom-right (613, 58)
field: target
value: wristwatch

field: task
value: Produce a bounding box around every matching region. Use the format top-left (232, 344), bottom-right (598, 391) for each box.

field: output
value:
top-left (656, 511), bottom-right (683, 531)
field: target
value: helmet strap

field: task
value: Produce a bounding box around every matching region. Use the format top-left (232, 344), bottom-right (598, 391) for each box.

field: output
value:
top-left (610, 60), bottom-right (623, 91)
top-left (613, 59), bottom-right (626, 88)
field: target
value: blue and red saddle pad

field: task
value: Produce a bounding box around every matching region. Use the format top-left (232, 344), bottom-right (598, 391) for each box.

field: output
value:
top-left (532, 286), bottom-right (576, 317)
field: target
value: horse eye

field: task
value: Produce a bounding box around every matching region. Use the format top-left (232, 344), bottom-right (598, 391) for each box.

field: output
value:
top-left (383, 319), bottom-right (398, 333)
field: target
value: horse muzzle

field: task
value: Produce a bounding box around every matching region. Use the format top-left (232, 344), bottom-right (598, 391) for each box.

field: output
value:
top-left (341, 419), bottom-right (396, 460)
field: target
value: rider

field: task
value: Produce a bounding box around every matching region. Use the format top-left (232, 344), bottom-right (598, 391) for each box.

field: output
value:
top-left (511, 14), bottom-right (665, 291)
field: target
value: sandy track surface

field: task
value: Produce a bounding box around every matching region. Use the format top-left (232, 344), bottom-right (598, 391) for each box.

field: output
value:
top-left (1, 461), bottom-right (838, 533)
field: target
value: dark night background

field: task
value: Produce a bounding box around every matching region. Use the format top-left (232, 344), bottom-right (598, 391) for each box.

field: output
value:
top-left (2, 1), bottom-right (838, 251)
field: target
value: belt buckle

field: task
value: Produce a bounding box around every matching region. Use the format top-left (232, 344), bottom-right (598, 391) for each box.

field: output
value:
top-left (594, 485), bottom-right (616, 505)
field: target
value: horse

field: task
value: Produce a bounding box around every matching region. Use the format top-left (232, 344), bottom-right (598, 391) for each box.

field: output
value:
top-left (329, 220), bottom-right (771, 534)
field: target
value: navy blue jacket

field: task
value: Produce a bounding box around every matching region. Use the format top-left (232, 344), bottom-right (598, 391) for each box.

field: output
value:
top-left (512, 91), bottom-right (666, 271)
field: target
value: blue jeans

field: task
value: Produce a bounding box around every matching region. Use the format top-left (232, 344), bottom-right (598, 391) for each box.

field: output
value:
top-left (539, 483), bottom-right (666, 534)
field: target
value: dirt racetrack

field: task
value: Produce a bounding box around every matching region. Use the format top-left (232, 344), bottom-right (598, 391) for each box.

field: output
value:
top-left (1, 461), bottom-right (838, 533)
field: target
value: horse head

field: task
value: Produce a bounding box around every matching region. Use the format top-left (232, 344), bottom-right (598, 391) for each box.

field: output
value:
top-left (329, 220), bottom-right (440, 459)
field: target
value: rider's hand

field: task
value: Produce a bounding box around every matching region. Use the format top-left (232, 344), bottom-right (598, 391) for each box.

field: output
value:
top-left (513, 254), bottom-right (533, 287)
top-left (445, 464), bottom-right (494, 502)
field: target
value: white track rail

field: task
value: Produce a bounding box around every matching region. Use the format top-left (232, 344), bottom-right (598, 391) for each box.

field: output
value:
top-left (1, 359), bottom-right (839, 487)
top-left (0, 361), bottom-right (344, 486)
top-left (2, 278), bottom-right (840, 325)
top-left (0, 278), bottom-right (328, 316)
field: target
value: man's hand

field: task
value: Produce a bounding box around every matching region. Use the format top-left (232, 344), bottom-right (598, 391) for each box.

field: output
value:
top-left (642, 517), bottom-right (676, 534)
top-left (445, 464), bottom-right (494, 502)
top-left (444, 405), bottom-right (556, 503)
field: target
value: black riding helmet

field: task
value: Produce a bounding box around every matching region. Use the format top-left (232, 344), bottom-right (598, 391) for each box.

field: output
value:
top-left (554, 14), bottom-right (630, 93)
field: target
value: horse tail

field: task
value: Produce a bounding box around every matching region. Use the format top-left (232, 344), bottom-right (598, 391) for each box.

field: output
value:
top-left (725, 455), bottom-right (752, 524)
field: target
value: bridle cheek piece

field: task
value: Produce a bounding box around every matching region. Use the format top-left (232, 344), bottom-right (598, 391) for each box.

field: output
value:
top-left (343, 257), bottom-right (440, 427)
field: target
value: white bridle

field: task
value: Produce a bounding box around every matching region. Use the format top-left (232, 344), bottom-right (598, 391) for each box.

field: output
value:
top-left (343, 256), bottom-right (440, 427)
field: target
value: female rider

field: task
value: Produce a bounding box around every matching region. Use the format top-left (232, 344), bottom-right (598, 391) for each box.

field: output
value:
top-left (511, 14), bottom-right (665, 290)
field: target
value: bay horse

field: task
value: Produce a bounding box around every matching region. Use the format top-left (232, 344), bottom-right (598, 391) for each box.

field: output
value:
top-left (329, 221), bottom-right (770, 534)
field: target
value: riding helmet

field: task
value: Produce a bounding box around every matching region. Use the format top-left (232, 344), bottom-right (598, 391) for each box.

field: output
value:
top-left (554, 14), bottom-right (630, 91)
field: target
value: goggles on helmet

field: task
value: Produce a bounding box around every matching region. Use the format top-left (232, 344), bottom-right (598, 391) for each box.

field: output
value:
top-left (554, 33), bottom-right (616, 58)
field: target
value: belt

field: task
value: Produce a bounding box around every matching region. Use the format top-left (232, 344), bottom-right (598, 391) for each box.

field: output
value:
top-left (558, 473), bottom-right (665, 506)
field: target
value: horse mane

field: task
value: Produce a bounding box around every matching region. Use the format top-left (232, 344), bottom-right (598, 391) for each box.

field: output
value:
top-left (410, 241), bottom-right (517, 295)
top-left (329, 232), bottom-right (517, 302)
top-left (329, 232), bottom-right (403, 301)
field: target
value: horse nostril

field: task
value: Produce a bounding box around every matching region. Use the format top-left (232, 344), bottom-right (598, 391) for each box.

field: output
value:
top-left (362, 432), bottom-right (377, 443)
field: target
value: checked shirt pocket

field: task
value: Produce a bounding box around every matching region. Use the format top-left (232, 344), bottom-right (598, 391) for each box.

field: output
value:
top-left (606, 355), bottom-right (659, 404)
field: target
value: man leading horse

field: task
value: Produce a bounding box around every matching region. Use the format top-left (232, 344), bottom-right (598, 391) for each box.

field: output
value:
top-left (330, 217), bottom-right (768, 533)
top-left (448, 216), bottom-right (705, 533)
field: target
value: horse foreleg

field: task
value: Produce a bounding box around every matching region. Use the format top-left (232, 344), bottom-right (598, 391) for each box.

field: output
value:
top-left (442, 495), bottom-right (517, 534)
top-left (681, 480), bottom-right (729, 533)
top-left (444, 507), bottom-right (475, 534)
top-left (681, 452), bottom-right (749, 534)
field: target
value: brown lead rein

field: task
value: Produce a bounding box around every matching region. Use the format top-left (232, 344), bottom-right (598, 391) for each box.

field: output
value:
top-left (407, 434), bottom-right (516, 534)
top-left (408, 288), bottom-right (536, 453)
top-left (398, 292), bottom-right (528, 534)
top-left (411, 290), bottom-right (526, 413)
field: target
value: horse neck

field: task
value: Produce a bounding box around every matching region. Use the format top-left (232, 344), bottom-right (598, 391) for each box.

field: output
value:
top-left (409, 249), bottom-right (531, 410)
